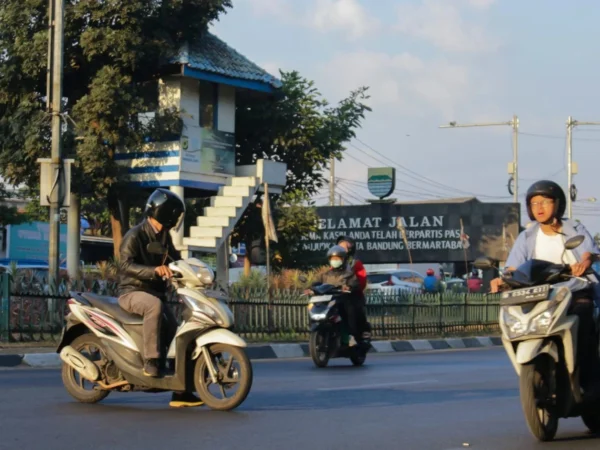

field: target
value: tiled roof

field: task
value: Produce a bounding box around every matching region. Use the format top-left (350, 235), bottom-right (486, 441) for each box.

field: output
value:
top-left (176, 32), bottom-right (282, 89)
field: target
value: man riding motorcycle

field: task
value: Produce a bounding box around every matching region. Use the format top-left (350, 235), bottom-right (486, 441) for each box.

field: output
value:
top-left (336, 236), bottom-right (371, 338)
top-left (307, 245), bottom-right (363, 346)
top-left (491, 180), bottom-right (600, 395)
top-left (118, 188), bottom-right (203, 408)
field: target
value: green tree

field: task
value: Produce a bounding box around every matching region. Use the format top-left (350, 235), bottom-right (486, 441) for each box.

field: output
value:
top-left (0, 182), bottom-right (27, 228)
top-left (0, 0), bottom-right (232, 255)
top-left (232, 71), bottom-right (370, 271)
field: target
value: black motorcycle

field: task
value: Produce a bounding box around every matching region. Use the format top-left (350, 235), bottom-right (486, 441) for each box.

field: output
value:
top-left (306, 283), bottom-right (371, 368)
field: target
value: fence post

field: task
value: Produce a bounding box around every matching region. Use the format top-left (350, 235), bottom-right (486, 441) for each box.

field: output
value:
top-left (438, 292), bottom-right (443, 335)
top-left (0, 273), bottom-right (10, 342)
top-left (463, 293), bottom-right (468, 330)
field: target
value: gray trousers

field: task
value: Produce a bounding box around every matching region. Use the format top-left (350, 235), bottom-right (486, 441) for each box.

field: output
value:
top-left (118, 291), bottom-right (177, 360)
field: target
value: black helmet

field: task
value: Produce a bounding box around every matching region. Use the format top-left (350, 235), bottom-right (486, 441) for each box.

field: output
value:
top-left (525, 180), bottom-right (566, 221)
top-left (336, 235), bottom-right (356, 256)
top-left (327, 245), bottom-right (348, 260)
top-left (144, 188), bottom-right (186, 230)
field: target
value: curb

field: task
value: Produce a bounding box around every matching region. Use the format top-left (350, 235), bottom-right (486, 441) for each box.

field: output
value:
top-left (0, 337), bottom-right (502, 369)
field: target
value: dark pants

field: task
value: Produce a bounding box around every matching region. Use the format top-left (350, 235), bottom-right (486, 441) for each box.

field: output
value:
top-left (570, 295), bottom-right (600, 389)
top-left (340, 295), bottom-right (367, 340)
top-left (118, 291), bottom-right (178, 361)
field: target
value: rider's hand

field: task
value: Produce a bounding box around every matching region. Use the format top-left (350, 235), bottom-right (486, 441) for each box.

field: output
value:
top-left (304, 289), bottom-right (314, 295)
top-left (571, 260), bottom-right (591, 277)
top-left (155, 265), bottom-right (173, 279)
top-left (341, 285), bottom-right (351, 292)
top-left (490, 277), bottom-right (504, 293)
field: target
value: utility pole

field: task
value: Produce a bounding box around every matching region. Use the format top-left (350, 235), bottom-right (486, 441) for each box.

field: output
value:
top-left (48, 0), bottom-right (65, 288)
top-left (329, 155), bottom-right (335, 206)
top-left (565, 116), bottom-right (600, 218)
top-left (439, 115), bottom-right (520, 203)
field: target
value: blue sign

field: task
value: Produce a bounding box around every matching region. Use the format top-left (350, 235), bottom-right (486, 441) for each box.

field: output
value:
top-left (7, 222), bottom-right (68, 262)
top-left (367, 167), bottom-right (396, 199)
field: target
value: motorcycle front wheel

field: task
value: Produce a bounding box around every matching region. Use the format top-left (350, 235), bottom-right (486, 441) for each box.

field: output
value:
top-left (519, 357), bottom-right (559, 442)
top-left (309, 330), bottom-right (330, 368)
top-left (194, 344), bottom-right (253, 411)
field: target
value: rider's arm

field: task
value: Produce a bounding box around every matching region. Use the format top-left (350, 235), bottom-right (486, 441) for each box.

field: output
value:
top-left (505, 231), bottom-right (528, 270)
top-left (343, 271), bottom-right (361, 292)
top-left (120, 232), bottom-right (159, 280)
top-left (353, 260), bottom-right (368, 292)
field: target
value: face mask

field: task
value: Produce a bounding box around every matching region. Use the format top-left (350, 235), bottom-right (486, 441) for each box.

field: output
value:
top-left (330, 259), bottom-right (343, 269)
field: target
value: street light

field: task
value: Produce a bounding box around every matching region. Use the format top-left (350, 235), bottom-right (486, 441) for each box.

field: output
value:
top-left (440, 115), bottom-right (519, 203)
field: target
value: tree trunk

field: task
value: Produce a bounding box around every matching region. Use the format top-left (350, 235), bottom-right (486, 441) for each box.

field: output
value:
top-left (243, 237), bottom-right (252, 276)
top-left (108, 190), bottom-right (129, 258)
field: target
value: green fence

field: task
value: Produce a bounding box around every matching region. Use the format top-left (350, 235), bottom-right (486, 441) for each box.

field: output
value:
top-left (0, 273), bottom-right (501, 343)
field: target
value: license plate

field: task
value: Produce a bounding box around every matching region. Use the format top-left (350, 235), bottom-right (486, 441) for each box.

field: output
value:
top-left (310, 295), bottom-right (333, 303)
top-left (501, 284), bottom-right (550, 305)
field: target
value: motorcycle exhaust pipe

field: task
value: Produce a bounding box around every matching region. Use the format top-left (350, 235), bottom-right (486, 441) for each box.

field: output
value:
top-left (60, 346), bottom-right (100, 382)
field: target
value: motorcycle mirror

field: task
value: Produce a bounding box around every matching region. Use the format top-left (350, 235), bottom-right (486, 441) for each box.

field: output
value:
top-left (299, 275), bottom-right (308, 283)
top-left (229, 254), bottom-right (238, 264)
top-left (147, 242), bottom-right (167, 255)
top-left (565, 235), bottom-right (585, 250)
top-left (474, 256), bottom-right (494, 270)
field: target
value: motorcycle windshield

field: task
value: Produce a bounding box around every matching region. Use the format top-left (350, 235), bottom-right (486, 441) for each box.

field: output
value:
top-left (509, 259), bottom-right (563, 287)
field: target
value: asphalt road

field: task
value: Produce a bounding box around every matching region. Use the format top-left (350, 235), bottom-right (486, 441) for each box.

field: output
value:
top-left (0, 348), bottom-right (598, 450)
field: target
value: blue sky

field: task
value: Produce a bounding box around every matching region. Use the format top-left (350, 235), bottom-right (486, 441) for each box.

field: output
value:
top-left (212, 0), bottom-right (600, 233)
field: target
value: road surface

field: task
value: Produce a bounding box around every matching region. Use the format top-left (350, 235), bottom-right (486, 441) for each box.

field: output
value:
top-left (0, 348), bottom-right (598, 450)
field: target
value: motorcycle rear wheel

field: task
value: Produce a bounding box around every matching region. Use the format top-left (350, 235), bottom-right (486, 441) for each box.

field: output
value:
top-left (519, 357), bottom-right (559, 442)
top-left (582, 410), bottom-right (600, 434)
top-left (61, 333), bottom-right (110, 404)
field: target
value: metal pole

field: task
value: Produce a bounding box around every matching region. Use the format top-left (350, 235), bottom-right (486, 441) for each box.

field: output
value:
top-left (512, 115), bottom-right (519, 204)
top-left (329, 156), bottom-right (335, 206)
top-left (48, 0), bottom-right (65, 289)
top-left (566, 116), bottom-right (574, 219)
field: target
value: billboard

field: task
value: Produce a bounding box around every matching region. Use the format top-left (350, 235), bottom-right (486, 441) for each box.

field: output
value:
top-left (7, 222), bottom-right (68, 262)
top-left (300, 199), bottom-right (520, 264)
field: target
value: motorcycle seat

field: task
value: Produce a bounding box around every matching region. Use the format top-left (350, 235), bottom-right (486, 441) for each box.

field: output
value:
top-left (80, 293), bottom-right (144, 325)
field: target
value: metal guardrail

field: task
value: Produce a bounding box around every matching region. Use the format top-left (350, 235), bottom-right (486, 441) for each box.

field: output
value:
top-left (0, 273), bottom-right (500, 343)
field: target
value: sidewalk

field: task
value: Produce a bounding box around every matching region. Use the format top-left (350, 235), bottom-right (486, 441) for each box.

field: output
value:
top-left (0, 336), bottom-right (502, 368)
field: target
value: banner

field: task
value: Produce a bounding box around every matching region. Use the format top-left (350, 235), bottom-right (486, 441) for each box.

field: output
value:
top-left (300, 200), bottom-right (520, 264)
top-left (261, 193), bottom-right (278, 243)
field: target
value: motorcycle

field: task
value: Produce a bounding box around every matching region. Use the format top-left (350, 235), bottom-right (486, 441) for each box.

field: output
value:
top-left (56, 242), bottom-right (252, 411)
top-left (307, 283), bottom-right (371, 368)
top-left (475, 235), bottom-right (600, 441)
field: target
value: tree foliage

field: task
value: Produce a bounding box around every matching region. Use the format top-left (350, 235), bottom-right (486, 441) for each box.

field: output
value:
top-left (0, 0), bottom-right (232, 253)
top-left (232, 71), bottom-right (370, 268)
top-left (0, 182), bottom-right (27, 228)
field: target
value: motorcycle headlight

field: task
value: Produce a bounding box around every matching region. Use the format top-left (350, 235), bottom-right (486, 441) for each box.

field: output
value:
top-left (528, 305), bottom-right (558, 335)
top-left (503, 309), bottom-right (526, 339)
top-left (181, 295), bottom-right (223, 325)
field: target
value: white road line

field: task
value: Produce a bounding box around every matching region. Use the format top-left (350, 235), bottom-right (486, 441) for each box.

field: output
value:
top-left (317, 380), bottom-right (438, 391)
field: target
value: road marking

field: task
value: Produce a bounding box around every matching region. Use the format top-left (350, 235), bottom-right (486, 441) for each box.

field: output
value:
top-left (317, 379), bottom-right (438, 391)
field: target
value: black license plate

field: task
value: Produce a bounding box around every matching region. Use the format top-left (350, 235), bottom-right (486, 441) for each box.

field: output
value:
top-left (501, 284), bottom-right (550, 305)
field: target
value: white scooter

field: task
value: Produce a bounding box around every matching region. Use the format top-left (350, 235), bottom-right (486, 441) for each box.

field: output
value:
top-left (56, 242), bottom-right (252, 411)
top-left (475, 235), bottom-right (600, 441)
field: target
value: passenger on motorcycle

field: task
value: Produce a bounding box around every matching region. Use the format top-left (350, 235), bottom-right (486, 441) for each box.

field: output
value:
top-left (491, 180), bottom-right (600, 394)
top-left (118, 188), bottom-right (203, 407)
top-left (336, 235), bottom-right (371, 338)
top-left (306, 245), bottom-right (363, 346)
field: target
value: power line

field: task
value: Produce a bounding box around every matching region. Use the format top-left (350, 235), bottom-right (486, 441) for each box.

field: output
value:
top-left (351, 138), bottom-right (511, 200)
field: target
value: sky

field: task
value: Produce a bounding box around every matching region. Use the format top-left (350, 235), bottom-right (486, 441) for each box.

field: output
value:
top-left (212, 0), bottom-right (600, 234)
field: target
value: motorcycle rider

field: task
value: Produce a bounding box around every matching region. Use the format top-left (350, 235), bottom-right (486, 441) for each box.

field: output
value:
top-left (336, 236), bottom-right (371, 338)
top-left (306, 245), bottom-right (363, 346)
top-left (491, 180), bottom-right (600, 395)
top-left (118, 188), bottom-right (203, 408)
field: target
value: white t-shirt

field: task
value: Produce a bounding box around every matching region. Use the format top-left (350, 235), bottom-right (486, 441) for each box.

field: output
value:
top-left (534, 228), bottom-right (577, 265)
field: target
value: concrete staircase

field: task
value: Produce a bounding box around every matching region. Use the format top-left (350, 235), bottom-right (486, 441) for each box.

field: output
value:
top-left (182, 159), bottom-right (287, 253)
